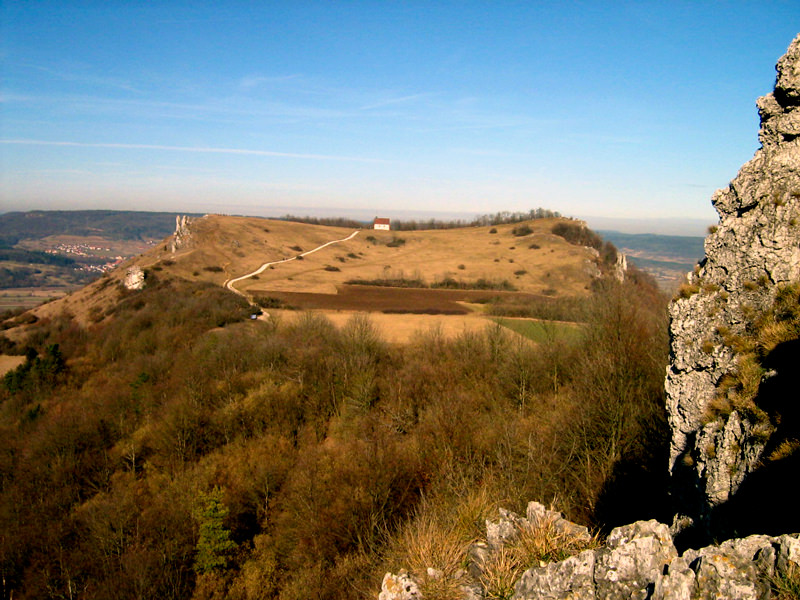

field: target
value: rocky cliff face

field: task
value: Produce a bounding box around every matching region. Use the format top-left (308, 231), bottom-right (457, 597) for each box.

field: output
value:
top-left (666, 34), bottom-right (800, 537)
top-left (170, 214), bottom-right (194, 253)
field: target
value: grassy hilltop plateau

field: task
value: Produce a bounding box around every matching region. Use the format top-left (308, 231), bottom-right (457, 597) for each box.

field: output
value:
top-left (0, 210), bottom-right (672, 599)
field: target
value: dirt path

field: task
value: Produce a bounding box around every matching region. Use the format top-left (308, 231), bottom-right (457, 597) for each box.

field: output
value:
top-left (224, 230), bottom-right (360, 301)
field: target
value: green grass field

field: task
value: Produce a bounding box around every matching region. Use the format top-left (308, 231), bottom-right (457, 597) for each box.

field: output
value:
top-left (492, 317), bottom-right (584, 343)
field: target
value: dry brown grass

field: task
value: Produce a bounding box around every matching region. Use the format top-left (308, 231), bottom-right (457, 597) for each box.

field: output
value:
top-left (399, 514), bottom-right (470, 599)
top-left (479, 547), bottom-right (520, 600)
top-left (231, 218), bottom-right (594, 297)
top-left (511, 514), bottom-right (597, 566)
top-left (0, 354), bottom-right (26, 376)
top-left (12, 215), bottom-right (596, 339)
top-left (478, 510), bottom-right (598, 599)
top-left (382, 487), bottom-right (499, 599)
top-left (769, 562), bottom-right (800, 600)
top-left (307, 310), bottom-right (489, 344)
top-left (768, 439), bottom-right (800, 462)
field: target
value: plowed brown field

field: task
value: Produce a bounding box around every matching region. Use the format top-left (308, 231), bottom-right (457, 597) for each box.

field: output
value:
top-left (254, 285), bottom-right (549, 314)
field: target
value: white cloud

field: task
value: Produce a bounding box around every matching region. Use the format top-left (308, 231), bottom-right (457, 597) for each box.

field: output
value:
top-left (0, 139), bottom-right (390, 163)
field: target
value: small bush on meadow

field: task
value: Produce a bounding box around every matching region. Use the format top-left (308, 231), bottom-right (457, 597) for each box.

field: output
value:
top-left (512, 224), bottom-right (533, 237)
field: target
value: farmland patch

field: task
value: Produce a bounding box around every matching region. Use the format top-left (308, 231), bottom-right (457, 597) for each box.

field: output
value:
top-left (253, 285), bottom-right (551, 314)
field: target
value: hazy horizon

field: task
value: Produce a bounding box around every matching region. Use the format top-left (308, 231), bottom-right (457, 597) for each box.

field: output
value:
top-left (0, 204), bottom-right (712, 237)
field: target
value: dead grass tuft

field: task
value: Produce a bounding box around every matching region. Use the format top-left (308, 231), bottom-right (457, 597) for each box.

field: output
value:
top-left (769, 562), bottom-right (800, 600)
top-left (396, 510), bottom-right (471, 599)
top-left (512, 515), bottom-right (597, 567)
top-left (478, 509), bottom-right (598, 599)
top-left (480, 547), bottom-right (520, 600)
top-left (768, 439), bottom-right (800, 462)
top-left (677, 283), bottom-right (700, 299)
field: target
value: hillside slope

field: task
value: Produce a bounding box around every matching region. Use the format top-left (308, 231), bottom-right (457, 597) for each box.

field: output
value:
top-left (16, 214), bottom-right (604, 330)
top-left (152, 214), bottom-right (600, 296)
top-left (0, 220), bottom-right (667, 600)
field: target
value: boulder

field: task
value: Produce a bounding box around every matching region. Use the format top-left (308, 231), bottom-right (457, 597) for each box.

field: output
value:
top-left (123, 266), bottom-right (145, 290)
top-left (379, 571), bottom-right (421, 600)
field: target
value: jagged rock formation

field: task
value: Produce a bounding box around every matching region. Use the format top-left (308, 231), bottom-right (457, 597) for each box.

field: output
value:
top-left (379, 503), bottom-right (800, 600)
top-left (612, 252), bottom-right (627, 282)
top-left (515, 520), bottom-right (676, 600)
top-left (665, 33), bottom-right (800, 537)
top-left (170, 214), bottom-right (193, 253)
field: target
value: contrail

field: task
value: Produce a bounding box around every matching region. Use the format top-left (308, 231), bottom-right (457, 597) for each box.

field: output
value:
top-left (0, 139), bottom-right (387, 163)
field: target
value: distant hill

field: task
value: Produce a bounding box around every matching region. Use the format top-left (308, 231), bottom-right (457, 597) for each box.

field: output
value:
top-left (0, 210), bottom-right (198, 246)
top-left (0, 210), bottom-right (200, 309)
top-left (598, 230), bottom-right (705, 288)
top-left (597, 231), bottom-right (705, 261)
top-left (3, 210), bottom-right (675, 313)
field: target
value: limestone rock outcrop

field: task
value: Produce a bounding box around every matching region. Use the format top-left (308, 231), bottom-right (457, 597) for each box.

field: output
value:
top-left (665, 33), bottom-right (800, 536)
top-left (515, 520), bottom-right (676, 600)
top-left (379, 504), bottom-right (800, 600)
top-left (515, 518), bottom-right (799, 600)
top-left (123, 265), bottom-right (145, 291)
top-left (170, 214), bottom-right (194, 253)
top-left (379, 571), bottom-right (421, 600)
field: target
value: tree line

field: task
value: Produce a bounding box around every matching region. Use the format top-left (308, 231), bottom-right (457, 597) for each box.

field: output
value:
top-left (277, 208), bottom-right (564, 231)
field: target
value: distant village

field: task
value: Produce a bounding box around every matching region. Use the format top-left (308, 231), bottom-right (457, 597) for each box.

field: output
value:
top-left (43, 241), bottom-right (156, 273)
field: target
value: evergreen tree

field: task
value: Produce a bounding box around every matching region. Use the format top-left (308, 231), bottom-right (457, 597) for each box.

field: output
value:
top-left (194, 487), bottom-right (237, 574)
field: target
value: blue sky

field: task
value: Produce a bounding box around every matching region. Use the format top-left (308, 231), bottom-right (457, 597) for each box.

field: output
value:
top-left (1, 2), bottom-right (798, 233)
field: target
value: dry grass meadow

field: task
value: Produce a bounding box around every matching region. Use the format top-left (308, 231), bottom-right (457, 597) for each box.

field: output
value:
top-left (22, 215), bottom-right (598, 340)
top-left (230, 218), bottom-right (595, 297)
top-left (0, 354), bottom-right (26, 377)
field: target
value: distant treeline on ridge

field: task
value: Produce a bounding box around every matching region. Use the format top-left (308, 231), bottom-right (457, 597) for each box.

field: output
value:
top-left (277, 208), bottom-right (563, 230)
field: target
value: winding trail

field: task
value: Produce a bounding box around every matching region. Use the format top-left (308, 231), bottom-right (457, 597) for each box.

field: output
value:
top-left (224, 230), bottom-right (360, 301)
